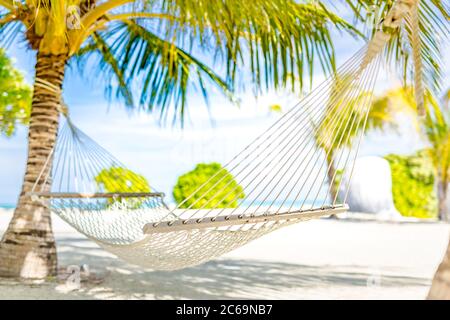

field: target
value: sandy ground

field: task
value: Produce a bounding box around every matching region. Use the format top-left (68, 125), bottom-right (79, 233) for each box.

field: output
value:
top-left (0, 210), bottom-right (449, 300)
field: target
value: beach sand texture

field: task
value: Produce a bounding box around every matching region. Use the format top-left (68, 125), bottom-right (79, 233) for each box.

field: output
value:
top-left (0, 209), bottom-right (448, 300)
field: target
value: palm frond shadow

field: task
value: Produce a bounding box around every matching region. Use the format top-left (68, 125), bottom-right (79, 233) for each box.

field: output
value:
top-left (56, 237), bottom-right (430, 300)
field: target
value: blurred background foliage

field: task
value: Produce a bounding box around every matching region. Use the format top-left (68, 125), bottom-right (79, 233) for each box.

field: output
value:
top-left (95, 166), bottom-right (151, 208)
top-left (385, 150), bottom-right (437, 219)
top-left (0, 49), bottom-right (31, 137)
top-left (173, 162), bottom-right (244, 209)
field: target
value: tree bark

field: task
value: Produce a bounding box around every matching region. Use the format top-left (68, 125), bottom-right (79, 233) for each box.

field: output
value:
top-left (437, 179), bottom-right (449, 222)
top-left (326, 153), bottom-right (340, 219)
top-left (0, 52), bottom-right (67, 279)
top-left (428, 238), bottom-right (450, 300)
top-left (326, 153), bottom-right (339, 203)
top-left (428, 178), bottom-right (450, 299)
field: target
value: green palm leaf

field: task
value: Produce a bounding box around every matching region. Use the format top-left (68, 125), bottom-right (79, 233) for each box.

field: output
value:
top-left (1, 0), bottom-right (360, 125)
top-left (344, 0), bottom-right (449, 93)
top-left (70, 0), bottom-right (360, 124)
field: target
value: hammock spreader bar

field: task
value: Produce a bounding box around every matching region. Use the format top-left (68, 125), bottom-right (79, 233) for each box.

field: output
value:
top-left (144, 205), bottom-right (349, 234)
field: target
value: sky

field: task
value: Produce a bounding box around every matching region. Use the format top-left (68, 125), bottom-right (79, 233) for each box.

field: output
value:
top-left (0, 16), bottom-right (448, 206)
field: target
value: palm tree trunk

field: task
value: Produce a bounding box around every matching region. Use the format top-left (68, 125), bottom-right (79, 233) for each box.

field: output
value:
top-left (437, 179), bottom-right (449, 222)
top-left (326, 153), bottom-right (340, 219)
top-left (428, 238), bottom-right (450, 299)
top-left (326, 154), bottom-right (339, 203)
top-left (428, 178), bottom-right (450, 299)
top-left (0, 52), bottom-right (67, 279)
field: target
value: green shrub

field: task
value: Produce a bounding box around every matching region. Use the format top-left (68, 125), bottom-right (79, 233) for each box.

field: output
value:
top-left (0, 49), bottom-right (32, 136)
top-left (95, 166), bottom-right (150, 208)
top-left (385, 151), bottom-right (437, 218)
top-left (173, 162), bottom-right (244, 209)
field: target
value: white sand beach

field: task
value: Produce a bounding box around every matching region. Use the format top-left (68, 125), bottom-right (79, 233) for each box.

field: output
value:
top-left (0, 209), bottom-right (448, 300)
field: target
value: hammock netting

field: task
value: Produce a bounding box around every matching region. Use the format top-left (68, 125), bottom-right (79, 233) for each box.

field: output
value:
top-left (29, 0), bottom-right (422, 270)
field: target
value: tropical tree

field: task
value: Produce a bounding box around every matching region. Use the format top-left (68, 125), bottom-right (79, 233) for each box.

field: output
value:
top-left (385, 150), bottom-right (437, 219)
top-left (368, 87), bottom-right (449, 221)
top-left (429, 238), bottom-right (450, 299)
top-left (353, 87), bottom-right (450, 299)
top-left (422, 90), bottom-right (450, 221)
top-left (315, 83), bottom-right (417, 202)
top-left (317, 0), bottom-right (449, 202)
top-left (173, 162), bottom-right (244, 209)
top-left (95, 166), bottom-right (151, 207)
top-left (345, 0), bottom-right (449, 99)
top-left (427, 89), bottom-right (450, 300)
top-left (0, 0), bottom-right (359, 278)
top-left (0, 49), bottom-right (31, 136)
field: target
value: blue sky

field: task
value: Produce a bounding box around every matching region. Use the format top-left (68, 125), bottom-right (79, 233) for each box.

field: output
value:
top-left (0, 22), bottom-right (448, 206)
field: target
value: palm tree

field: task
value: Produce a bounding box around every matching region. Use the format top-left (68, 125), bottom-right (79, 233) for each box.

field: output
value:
top-left (315, 83), bottom-right (416, 202)
top-left (345, 0), bottom-right (449, 100)
top-left (315, 0), bottom-right (448, 202)
top-left (350, 86), bottom-right (450, 299)
top-left (426, 89), bottom-right (450, 299)
top-left (0, 0), bottom-right (359, 278)
top-left (422, 90), bottom-right (450, 221)
top-left (429, 238), bottom-right (450, 299)
top-left (366, 87), bottom-right (449, 221)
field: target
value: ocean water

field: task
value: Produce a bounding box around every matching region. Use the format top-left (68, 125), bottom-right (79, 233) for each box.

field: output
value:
top-left (0, 204), bottom-right (15, 210)
top-left (0, 199), bottom-right (328, 211)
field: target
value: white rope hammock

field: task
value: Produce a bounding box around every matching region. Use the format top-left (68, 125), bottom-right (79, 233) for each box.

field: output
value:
top-left (28, 0), bottom-right (422, 270)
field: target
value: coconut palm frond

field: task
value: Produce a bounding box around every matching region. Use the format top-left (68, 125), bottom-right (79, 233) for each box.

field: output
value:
top-left (344, 0), bottom-right (449, 93)
top-left (0, 1), bottom-right (15, 11)
top-left (0, 17), bottom-right (22, 49)
top-left (156, 0), bottom-right (361, 91)
top-left (75, 31), bottom-right (135, 108)
top-left (0, 0), bottom-right (362, 124)
top-left (422, 91), bottom-right (450, 182)
top-left (78, 20), bottom-right (233, 125)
